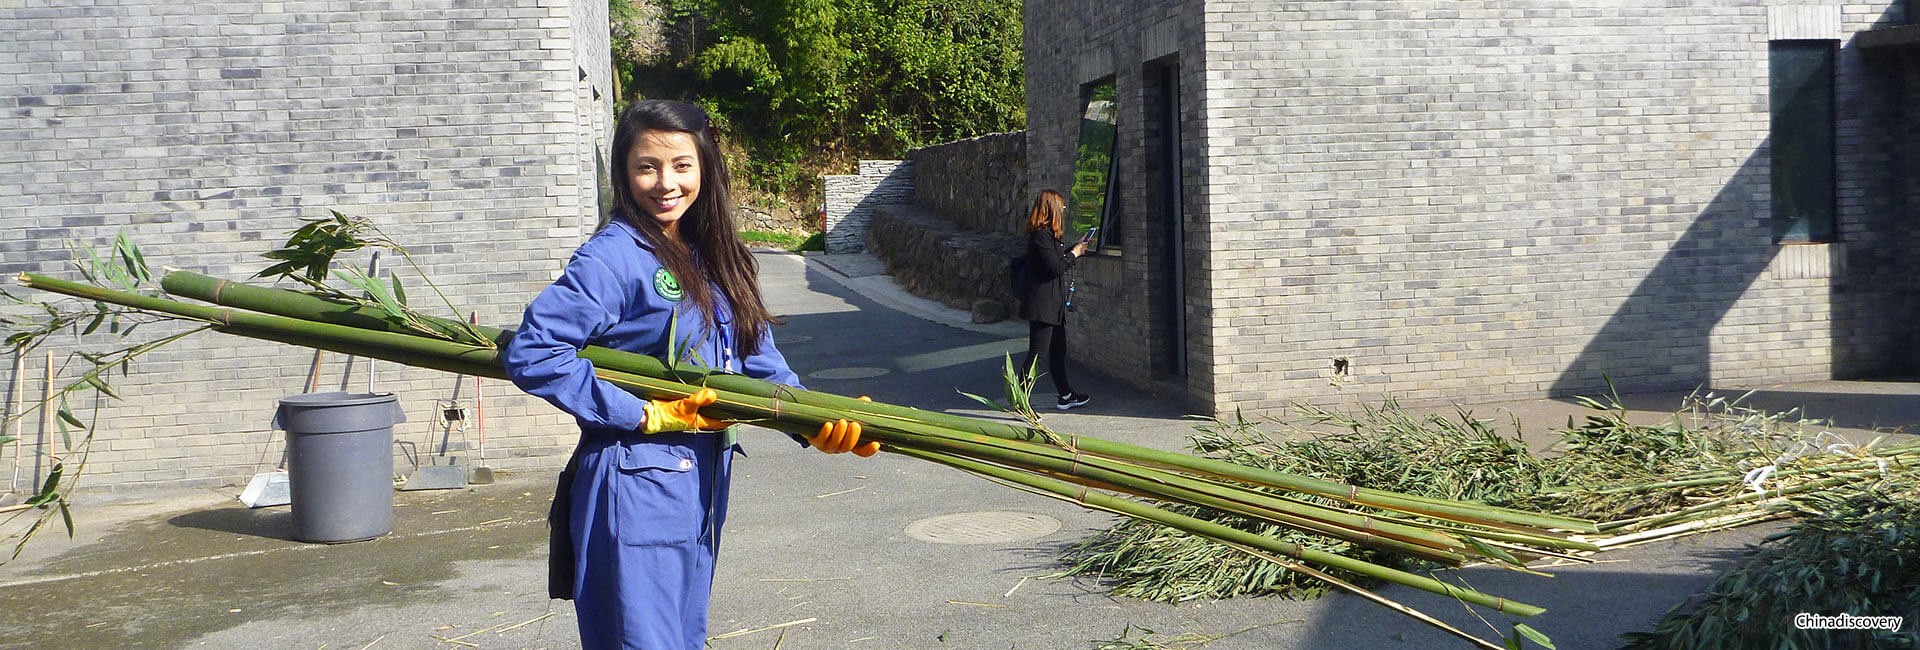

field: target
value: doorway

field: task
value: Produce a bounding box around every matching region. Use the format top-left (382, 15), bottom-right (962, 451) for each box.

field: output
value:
top-left (1147, 59), bottom-right (1187, 379)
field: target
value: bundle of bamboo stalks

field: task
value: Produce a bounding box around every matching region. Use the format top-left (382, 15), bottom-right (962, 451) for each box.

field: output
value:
top-left (14, 265), bottom-right (1599, 647)
top-left (1560, 440), bottom-right (1920, 550)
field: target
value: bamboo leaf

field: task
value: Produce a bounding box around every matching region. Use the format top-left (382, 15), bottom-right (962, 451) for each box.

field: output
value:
top-left (57, 402), bottom-right (84, 430)
top-left (0, 435), bottom-right (14, 447)
top-left (91, 240), bottom-right (137, 292)
top-left (333, 269), bottom-right (376, 296)
top-left (58, 498), bottom-right (75, 537)
top-left (125, 234), bottom-right (150, 283)
top-left (77, 245), bottom-right (109, 285)
top-left (85, 374), bottom-right (119, 399)
top-left (56, 403), bottom-right (74, 450)
top-left (115, 231), bottom-right (150, 284)
top-left (956, 389), bottom-right (1005, 412)
top-left (26, 462), bottom-right (62, 506)
top-left (665, 307), bottom-right (679, 367)
top-left (81, 306), bottom-right (106, 336)
top-left (254, 260), bottom-right (306, 280)
top-left (390, 274), bottom-right (408, 307)
top-left (1464, 535), bottom-right (1523, 566)
top-left (1513, 623), bottom-right (1555, 649)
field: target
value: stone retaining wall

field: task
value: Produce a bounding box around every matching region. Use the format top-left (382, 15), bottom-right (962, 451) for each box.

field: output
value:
top-left (835, 132), bottom-right (1032, 320)
top-left (867, 205), bottom-right (1025, 322)
top-left (907, 132), bottom-right (1028, 235)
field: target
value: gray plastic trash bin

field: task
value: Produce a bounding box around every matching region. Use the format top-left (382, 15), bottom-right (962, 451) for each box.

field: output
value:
top-left (273, 391), bottom-right (407, 543)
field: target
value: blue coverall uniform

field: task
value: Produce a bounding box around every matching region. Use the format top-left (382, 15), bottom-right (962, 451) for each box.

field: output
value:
top-left (504, 217), bottom-right (802, 649)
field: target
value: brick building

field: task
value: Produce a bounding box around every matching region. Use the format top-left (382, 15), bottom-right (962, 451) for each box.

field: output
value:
top-left (1025, 1), bottom-right (1920, 415)
top-left (1, 1), bottom-right (612, 490)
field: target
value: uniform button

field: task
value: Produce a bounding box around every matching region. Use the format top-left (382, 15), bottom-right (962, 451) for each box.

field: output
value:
top-left (679, 459), bottom-right (693, 470)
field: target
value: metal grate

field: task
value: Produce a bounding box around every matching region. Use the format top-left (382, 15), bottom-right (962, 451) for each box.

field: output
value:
top-left (807, 367), bottom-right (890, 380)
top-left (904, 511), bottom-right (1062, 545)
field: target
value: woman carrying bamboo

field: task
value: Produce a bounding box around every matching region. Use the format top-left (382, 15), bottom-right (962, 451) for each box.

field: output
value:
top-left (503, 99), bottom-right (877, 649)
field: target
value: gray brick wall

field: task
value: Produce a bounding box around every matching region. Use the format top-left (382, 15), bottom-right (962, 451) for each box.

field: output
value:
top-left (1028, 0), bottom-right (1916, 418)
top-left (1, 0), bottom-right (612, 491)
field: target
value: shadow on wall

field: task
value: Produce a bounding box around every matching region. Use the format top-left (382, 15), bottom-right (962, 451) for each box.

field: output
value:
top-left (1551, 149), bottom-right (1781, 396)
top-left (1844, 43), bottom-right (1920, 376)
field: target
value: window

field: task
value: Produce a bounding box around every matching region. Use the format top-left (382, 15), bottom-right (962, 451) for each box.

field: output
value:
top-left (1070, 79), bottom-right (1119, 250)
top-left (1769, 41), bottom-right (1837, 243)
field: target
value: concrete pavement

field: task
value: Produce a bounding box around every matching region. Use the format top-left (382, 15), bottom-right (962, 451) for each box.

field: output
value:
top-left (1, 250), bottom-right (1914, 649)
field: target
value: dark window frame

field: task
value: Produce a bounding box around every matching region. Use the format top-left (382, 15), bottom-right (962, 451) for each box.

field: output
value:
top-left (1768, 40), bottom-right (1838, 244)
top-left (1069, 77), bottom-right (1121, 251)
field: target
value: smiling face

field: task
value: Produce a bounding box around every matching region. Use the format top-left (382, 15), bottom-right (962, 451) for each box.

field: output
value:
top-left (624, 130), bottom-right (703, 238)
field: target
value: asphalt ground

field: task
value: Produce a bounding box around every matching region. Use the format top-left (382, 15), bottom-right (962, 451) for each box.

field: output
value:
top-left (2, 250), bottom-right (1915, 650)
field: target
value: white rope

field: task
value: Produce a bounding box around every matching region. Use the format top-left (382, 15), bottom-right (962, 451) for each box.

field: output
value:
top-left (1743, 431), bottom-right (1859, 495)
top-left (1742, 465), bottom-right (1777, 496)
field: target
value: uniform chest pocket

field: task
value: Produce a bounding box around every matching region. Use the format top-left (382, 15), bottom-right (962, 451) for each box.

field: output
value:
top-left (611, 442), bottom-right (702, 547)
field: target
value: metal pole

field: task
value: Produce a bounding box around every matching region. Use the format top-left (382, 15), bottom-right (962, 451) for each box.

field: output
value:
top-left (4, 352), bottom-right (23, 496)
top-left (35, 350), bottom-right (51, 490)
top-left (366, 250), bottom-right (380, 393)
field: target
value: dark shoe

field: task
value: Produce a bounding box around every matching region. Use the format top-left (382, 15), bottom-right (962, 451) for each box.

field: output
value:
top-left (1056, 393), bottom-right (1091, 411)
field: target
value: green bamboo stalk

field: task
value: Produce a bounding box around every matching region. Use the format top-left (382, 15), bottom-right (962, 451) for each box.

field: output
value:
top-left (1549, 452), bottom-right (1920, 497)
top-left (31, 269), bottom-right (1573, 637)
top-left (887, 445), bottom-right (1548, 617)
top-left (1540, 475), bottom-right (1739, 496)
top-left (1594, 472), bottom-right (1871, 533)
top-left (226, 320), bottom-right (1485, 564)
top-left (148, 287), bottom-right (1550, 564)
top-left (158, 269), bottom-right (1598, 534)
top-left (882, 429), bottom-right (1474, 564)
top-left (21, 273), bottom-right (502, 369)
top-left (50, 271), bottom-right (1596, 557)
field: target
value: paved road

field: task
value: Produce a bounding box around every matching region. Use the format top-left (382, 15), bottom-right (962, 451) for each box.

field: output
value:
top-left (1, 250), bottom-right (1914, 650)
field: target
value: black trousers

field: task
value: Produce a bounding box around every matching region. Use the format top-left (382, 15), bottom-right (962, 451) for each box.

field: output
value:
top-left (1023, 320), bottom-right (1074, 396)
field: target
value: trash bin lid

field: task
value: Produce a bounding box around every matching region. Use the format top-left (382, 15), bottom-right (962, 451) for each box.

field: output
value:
top-left (278, 391), bottom-right (398, 408)
top-left (273, 391), bottom-right (407, 433)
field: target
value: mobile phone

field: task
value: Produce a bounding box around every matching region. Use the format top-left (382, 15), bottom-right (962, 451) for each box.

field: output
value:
top-left (1079, 228), bottom-right (1097, 243)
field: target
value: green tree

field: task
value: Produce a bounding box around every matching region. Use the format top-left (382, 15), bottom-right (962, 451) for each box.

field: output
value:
top-left (612, 0), bottom-right (1024, 213)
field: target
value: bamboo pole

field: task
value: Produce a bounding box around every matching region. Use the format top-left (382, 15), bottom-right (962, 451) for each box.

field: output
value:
top-left (156, 270), bottom-right (1599, 534)
top-left (889, 445), bottom-right (1548, 617)
top-left (32, 271), bottom-right (1599, 560)
top-left (23, 270), bottom-right (1594, 614)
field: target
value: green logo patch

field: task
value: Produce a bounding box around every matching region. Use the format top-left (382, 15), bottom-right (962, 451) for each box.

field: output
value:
top-left (653, 267), bottom-right (684, 302)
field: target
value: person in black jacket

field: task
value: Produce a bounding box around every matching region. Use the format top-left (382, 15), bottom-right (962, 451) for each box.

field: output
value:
top-left (1018, 189), bottom-right (1092, 410)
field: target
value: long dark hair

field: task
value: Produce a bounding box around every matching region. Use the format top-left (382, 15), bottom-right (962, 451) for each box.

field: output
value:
top-left (1026, 189), bottom-right (1065, 239)
top-left (608, 99), bottom-right (776, 358)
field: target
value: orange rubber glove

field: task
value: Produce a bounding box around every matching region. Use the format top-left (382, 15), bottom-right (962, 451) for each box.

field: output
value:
top-left (641, 388), bottom-right (731, 434)
top-left (807, 396), bottom-right (881, 457)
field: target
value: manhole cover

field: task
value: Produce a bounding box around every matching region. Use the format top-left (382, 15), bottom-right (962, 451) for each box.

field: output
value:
top-left (904, 511), bottom-right (1061, 545)
top-left (808, 366), bottom-right (890, 380)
